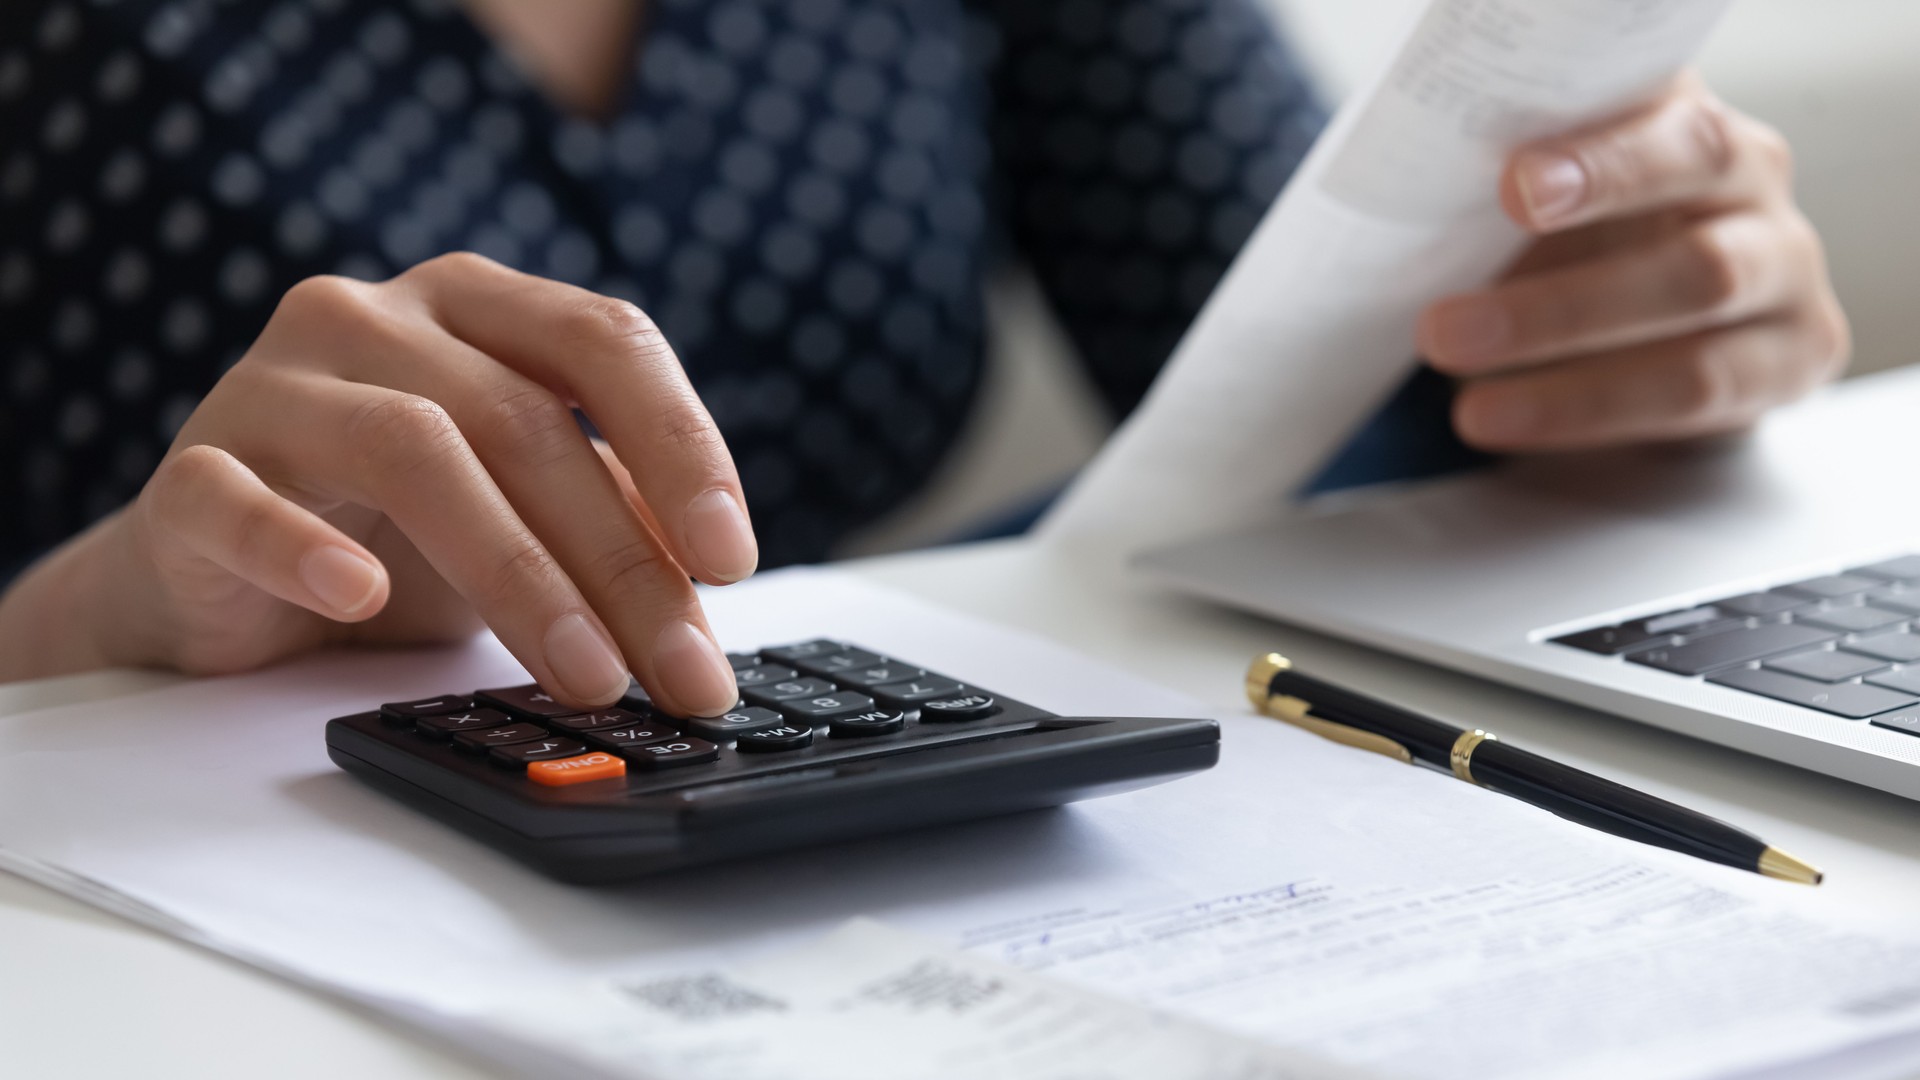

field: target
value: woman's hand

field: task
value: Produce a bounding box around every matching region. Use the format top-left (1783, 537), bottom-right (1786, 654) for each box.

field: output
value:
top-left (1418, 73), bottom-right (1850, 451)
top-left (0, 253), bottom-right (754, 716)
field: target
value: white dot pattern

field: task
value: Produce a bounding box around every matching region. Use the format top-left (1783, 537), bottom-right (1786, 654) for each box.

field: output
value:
top-left (1, 0), bottom-right (1322, 571)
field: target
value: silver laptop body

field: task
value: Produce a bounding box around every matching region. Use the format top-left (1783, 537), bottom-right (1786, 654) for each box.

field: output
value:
top-left (1138, 366), bottom-right (1920, 800)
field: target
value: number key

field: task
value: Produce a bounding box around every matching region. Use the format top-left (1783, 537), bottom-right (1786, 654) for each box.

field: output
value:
top-left (741, 676), bottom-right (838, 707)
top-left (780, 691), bottom-right (881, 725)
top-left (490, 737), bottom-right (587, 767)
top-left (731, 663), bottom-right (799, 688)
top-left (685, 706), bottom-right (787, 740)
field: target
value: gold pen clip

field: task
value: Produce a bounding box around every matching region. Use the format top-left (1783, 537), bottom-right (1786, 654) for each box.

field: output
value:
top-left (1245, 653), bottom-right (1414, 764)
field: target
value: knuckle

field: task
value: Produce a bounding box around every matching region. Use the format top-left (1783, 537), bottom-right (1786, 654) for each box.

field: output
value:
top-left (1677, 225), bottom-right (1748, 312)
top-left (1670, 347), bottom-right (1737, 423)
top-left (1745, 117), bottom-right (1794, 184)
top-left (482, 539), bottom-right (563, 611)
top-left (409, 250), bottom-right (503, 283)
top-left (585, 533), bottom-right (678, 602)
top-left (347, 394), bottom-right (464, 481)
top-left (478, 385), bottom-right (581, 468)
top-left (1685, 97), bottom-right (1738, 178)
top-left (566, 297), bottom-right (669, 359)
top-left (278, 274), bottom-right (370, 320)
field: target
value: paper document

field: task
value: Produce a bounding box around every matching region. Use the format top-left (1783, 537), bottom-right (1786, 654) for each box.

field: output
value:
top-left (474, 919), bottom-right (1360, 1080)
top-left (1042, 0), bottom-right (1735, 554)
top-left (7, 568), bottom-right (1920, 1078)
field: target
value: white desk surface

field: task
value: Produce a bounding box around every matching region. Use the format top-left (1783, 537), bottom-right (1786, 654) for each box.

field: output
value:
top-left (9, 538), bottom-right (1920, 1078)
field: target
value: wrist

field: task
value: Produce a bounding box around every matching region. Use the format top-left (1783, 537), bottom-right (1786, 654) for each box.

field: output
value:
top-left (0, 512), bottom-right (158, 681)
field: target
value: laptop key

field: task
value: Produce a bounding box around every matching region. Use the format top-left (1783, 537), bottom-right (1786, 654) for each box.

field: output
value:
top-left (1778, 574), bottom-right (1881, 600)
top-left (1869, 710), bottom-right (1920, 738)
top-left (1850, 555), bottom-right (1920, 583)
top-left (1707, 667), bottom-right (1920, 718)
top-left (1629, 623), bottom-right (1837, 675)
top-left (1863, 588), bottom-right (1920, 617)
top-left (1866, 668), bottom-right (1920, 696)
top-left (1846, 632), bottom-right (1920, 663)
top-left (1794, 606), bottom-right (1907, 634)
top-left (1713, 592), bottom-right (1811, 618)
top-left (1552, 610), bottom-right (1737, 656)
top-left (1762, 649), bottom-right (1888, 682)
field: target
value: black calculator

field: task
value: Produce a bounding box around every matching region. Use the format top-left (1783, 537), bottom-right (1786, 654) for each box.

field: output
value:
top-left (325, 639), bottom-right (1219, 882)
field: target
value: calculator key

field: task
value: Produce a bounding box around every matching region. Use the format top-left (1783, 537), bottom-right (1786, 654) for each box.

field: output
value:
top-left (1796, 605), bottom-right (1905, 634)
top-left (741, 676), bottom-right (839, 707)
top-left (527, 752), bottom-right (626, 786)
top-left (1628, 623), bottom-right (1837, 675)
top-left (829, 706), bottom-right (908, 738)
top-left (782, 692), bottom-right (884, 725)
top-left (416, 707), bottom-right (516, 739)
top-left (1851, 556), bottom-right (1920, 583)
top-left (731, 663), bottom-right (799, 688)
top-left (789, 648), bottom-right (888, 676)
top-left (629, 737), bottom-right (722, 769)
top-left (917, 693), bottom-right (999, 722)
top-left (735, 723), bottom-right (815, 753)
top-left (685, 706), bottom-right (787, 740)
top-left (760, 639), bottom-right (847, 664)
top-left (1845, 632), bottom-right (1920, 664)
top-left (490, 737), bottom-right (587, 767)
top-left (726, 652), bottom-right (762, 670)
top-left (582, 724), bottom-right (681, 752)
top-left (871, 676), bottom-right (968, 707)
top-left (547, 708), bottom-right (653, 734)
top-left (1762, 649), bottom-right (1888, 683)
top-left (475, 684), bottom-right (577, 719)
top-left (379, 695), bottom-right (473, 724)
top-left (1712, 592), bottom-right (1811, 618)
top-left (453, 722), bottom-right (551, 752)
top-left (831, 662), bottom-right (929, 691)
top-left (1778, 574), bottom-right (1881, 600)
top-left (1706, 667), bottom-right (1919, 718)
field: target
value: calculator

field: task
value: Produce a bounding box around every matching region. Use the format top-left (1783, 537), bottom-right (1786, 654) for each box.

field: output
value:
top-left (325, 639), bottom-right (1219, 882)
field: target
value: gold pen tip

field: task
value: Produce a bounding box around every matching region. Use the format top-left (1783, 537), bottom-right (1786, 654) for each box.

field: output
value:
top-left (1245, 653), bottom-right (1292, 709)
top-left (1758, 846), bottom-right (1824, 886)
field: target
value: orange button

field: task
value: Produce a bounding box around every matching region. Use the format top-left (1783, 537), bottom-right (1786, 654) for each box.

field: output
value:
top-left (527, 752), bottom-right (627, 786)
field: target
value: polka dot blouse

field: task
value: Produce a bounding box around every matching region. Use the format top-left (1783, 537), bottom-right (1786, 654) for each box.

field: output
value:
top-left (0, 0), bottom-right (1325, 572)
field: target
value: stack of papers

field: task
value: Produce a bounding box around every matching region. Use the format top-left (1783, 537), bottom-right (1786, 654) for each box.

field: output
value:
top-left (7, 569), bottom-right (1920, 1079)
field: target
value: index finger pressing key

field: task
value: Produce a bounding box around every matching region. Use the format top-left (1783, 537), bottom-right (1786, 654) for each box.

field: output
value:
top-left (408, 255), bottom-right (759, 588)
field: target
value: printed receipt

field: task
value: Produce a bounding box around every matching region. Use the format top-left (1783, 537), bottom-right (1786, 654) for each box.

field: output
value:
top-left (1042, 0), bottom-right (1735, 556)
top-left (473, 919), bottom-right (1369, 1080)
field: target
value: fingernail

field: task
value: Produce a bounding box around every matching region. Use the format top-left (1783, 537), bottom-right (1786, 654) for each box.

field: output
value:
top-left (544, 613), bottom-right (631, 705)
top-left (1519, 153), bottom-right (1587, 223)
top-left (1427, 299), bottom-right (1510, 364)
top-left (684, 488), bottom-right (758, 584)
top-left (299, 546), bottom-right (382, 616)
top-left (1462, 393), bottom-right (1539, 445)
top-left (652, 619), bottom-right (738, 716)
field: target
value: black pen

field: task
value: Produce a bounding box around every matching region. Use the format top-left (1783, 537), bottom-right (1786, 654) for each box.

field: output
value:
top-left (1246, 653), bottom-right (1823, 885)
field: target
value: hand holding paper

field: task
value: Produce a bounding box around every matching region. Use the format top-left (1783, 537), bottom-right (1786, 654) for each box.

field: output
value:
top-left (1425, 73), bottom-right (1847, 452)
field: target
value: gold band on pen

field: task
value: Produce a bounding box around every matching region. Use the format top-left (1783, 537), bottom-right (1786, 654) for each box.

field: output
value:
top-left (1246, 653), bottom-right (1413, 764)
top-left (1449, 729), bottom-right (1497, 785)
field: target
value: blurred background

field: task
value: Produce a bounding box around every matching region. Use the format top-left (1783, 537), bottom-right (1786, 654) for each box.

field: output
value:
top-left (845, 0), bottom-right (1920, 554)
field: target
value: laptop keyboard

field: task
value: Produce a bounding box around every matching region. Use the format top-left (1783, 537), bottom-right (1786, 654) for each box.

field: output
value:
top-left (1550, 555), bottom-right (1920, 736)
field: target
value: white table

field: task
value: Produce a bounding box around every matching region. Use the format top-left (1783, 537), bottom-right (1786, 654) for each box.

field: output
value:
top-left (9, 538), bottom-right (1920, 1077)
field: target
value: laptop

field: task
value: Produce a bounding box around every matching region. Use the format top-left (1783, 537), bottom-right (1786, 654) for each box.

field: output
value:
top-left (1136, 364), bottom-right (1920, 800)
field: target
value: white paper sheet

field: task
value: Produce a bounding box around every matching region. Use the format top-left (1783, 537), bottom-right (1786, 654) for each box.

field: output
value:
top-left (1041, 0), bottom-right (1735, 555)
top-left (473, 919), bottom-right (1361, 1080)
top-left (5, 567), bottom-right (1920, 1078)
